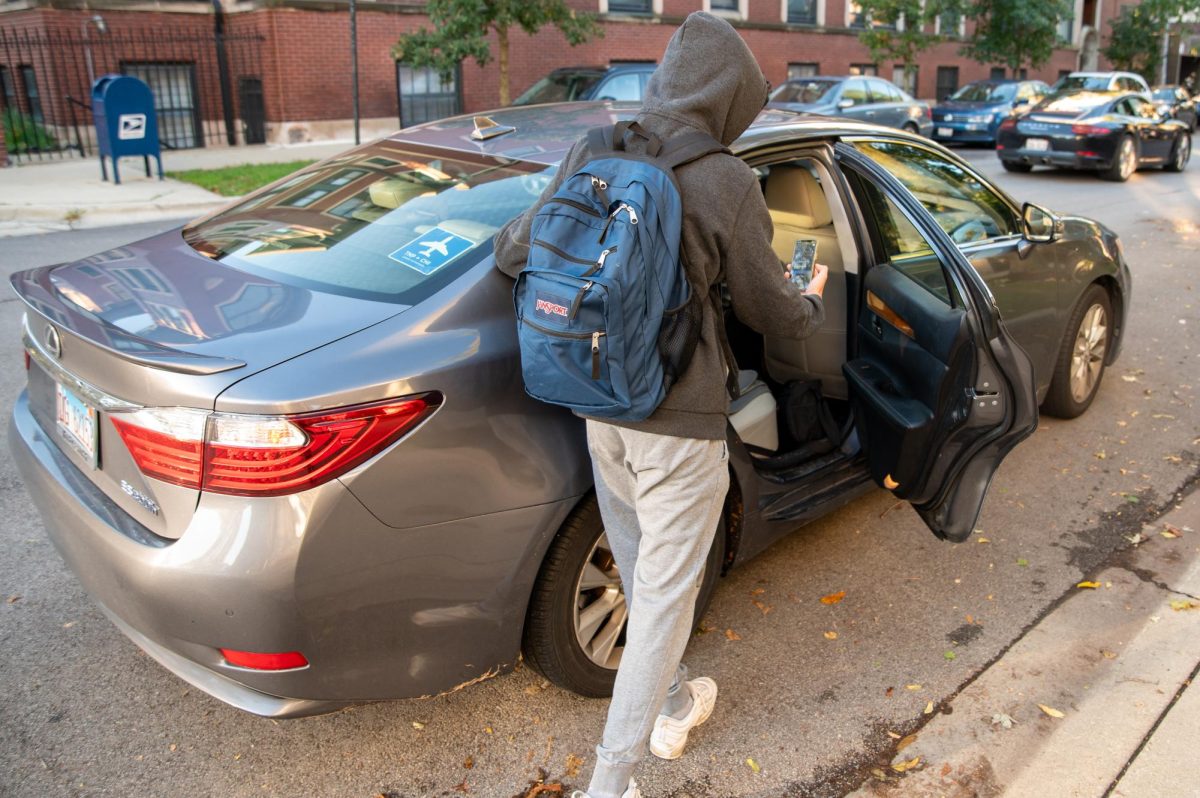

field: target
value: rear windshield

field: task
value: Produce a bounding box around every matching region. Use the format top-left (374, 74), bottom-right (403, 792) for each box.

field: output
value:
top-left (1037, 93), bottom-right (1109, 115)
top-left (183, 142), bottom-right (552, 303)
top-left (770, 80), bottom-right (840, 104)
top-left (1055, 76), bottom-right (1111, 92)
top-left (1152, 88), bottom-right (1178, 101)
top-left (513, 72), bottom-right (604, 105)
top-left (950, 82), bottom-right (1015, 102)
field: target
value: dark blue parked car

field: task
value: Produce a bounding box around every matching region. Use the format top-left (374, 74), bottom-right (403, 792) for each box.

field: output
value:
top-left (932, 80), bottom-right (1049, 145)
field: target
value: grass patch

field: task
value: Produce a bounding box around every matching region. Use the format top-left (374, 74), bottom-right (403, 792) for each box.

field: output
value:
top-left (166, 160), bottom-right (316, 197)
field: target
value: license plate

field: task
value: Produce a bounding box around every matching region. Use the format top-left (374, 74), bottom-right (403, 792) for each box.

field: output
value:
top-left (55, 382), bottom-right (98, 468)
top-left (937, 127), bottom-right (953, 137)
top-left (1026, 138), bottom-right (1050, 151)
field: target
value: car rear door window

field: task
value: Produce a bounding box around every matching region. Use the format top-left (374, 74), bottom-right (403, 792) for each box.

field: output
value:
top-left (842, 79), bottom-right (870, 106)
top-left (852, 140), bottom-right (1018, 245)
top-left (182, 142), bottom-right (552, 303)
top-left (597, 72), bottom-right (641, 101)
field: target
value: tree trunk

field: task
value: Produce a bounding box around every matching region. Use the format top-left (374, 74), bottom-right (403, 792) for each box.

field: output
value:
top-left (497, 24), bottom-right (510, 106)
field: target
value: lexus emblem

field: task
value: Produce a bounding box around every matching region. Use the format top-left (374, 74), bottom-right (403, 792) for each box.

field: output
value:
top-left (44, 325), bottom-right (62, 359)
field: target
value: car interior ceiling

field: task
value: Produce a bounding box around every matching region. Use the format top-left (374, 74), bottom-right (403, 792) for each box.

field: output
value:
top-left (724, 155), bottom-right (860, 473)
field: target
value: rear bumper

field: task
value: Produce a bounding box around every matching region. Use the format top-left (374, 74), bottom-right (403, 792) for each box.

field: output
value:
top-left (932, 121), bottom-right (998, 143)
top-left (998, 148), bottom-right (1110, 170)
top-left (10, 390), bottom-right (573, 716)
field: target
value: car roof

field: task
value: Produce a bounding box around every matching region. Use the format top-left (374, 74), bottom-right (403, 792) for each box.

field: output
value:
top-left (388, 101), bottom-right (923, 166)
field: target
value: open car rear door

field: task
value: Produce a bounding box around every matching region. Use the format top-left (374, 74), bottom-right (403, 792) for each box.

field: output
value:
top-left (834, 141), bottom-right (1038, 542)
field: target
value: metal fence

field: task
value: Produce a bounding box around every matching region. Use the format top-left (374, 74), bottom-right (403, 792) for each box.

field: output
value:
top-left (0, 25), bottom-right (265, 164)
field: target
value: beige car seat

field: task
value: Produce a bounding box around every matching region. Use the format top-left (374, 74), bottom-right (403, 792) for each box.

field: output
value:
top-left (762, 165), bottom-right (848, 400)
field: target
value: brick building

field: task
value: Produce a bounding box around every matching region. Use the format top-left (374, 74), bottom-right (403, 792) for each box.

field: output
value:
top-left (0, 0), bottom-right (1128, 165)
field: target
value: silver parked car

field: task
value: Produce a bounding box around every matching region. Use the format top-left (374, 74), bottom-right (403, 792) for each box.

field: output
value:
top-left (10, 101), bottom-right (1130, 717)
top-left (767, 76), bottom-right (934, 137)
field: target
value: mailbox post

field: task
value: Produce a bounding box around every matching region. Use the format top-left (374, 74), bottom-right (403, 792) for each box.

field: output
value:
top-left (91, 75), bottom-right (163, 185)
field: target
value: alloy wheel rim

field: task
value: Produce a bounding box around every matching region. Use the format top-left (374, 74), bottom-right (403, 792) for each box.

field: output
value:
top-left (572, 532), bottom-right (627, 670)
top-left (1120, 139), bottom-right (1136, 179)
top-left (1069, 303), bottom-right (1108, 404)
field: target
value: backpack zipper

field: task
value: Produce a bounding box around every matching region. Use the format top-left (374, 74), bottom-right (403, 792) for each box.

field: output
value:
top-left (568, 281), bottom-right (593, 320)
top-left (523, 316), bottom-right (606, 382)
top-left (598, 203), bottom-right (639, 243)
top-left (582, 246), bottom-right (617, 277)
top-left (591, 331), bottom-right (602, 380)
top-left (547, 197), bottom-right (602, 217)
top-left (590, 176), bottom-right (610, 208)
top-left (533, 239), bottom-right (602, 266)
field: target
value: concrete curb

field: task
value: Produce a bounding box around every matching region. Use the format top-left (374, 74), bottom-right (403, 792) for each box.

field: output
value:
top-left (0, 201), bottom-right (227, 237)
top-left (851, 490), bottom-right (1200, 797)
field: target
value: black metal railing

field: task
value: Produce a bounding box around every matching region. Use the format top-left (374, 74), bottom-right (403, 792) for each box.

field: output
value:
top-left (0, 25), bottom-right (265, 165)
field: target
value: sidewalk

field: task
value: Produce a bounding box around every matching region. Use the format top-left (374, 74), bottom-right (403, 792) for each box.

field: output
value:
top-left (851, 488), bottom-right (1200, 798)
top-left (0, 141), bottom-right (351, 238)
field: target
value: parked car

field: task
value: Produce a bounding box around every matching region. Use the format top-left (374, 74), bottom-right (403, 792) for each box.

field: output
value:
top-left (511, 64), bottom-right (656, 106)
top-left (1052, 71), bottom-right (1151, 97)
top-left (932, 79), bottom-right (1050, 145)
top-left (766, 76), bottom-right (933, 136)
top-left (997, 91), bottom-right (1192, 180)
top-left (1151, 84), bottom-right (1197, 131)
top-left (10, 101), bottom-right (1130, 718)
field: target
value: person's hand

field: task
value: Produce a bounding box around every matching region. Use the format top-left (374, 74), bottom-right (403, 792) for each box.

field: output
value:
top-left (804, 263), bottom-right (829, 298)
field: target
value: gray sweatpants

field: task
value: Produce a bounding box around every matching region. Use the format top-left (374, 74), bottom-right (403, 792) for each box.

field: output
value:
top-left (584, 420), bottom-right (730, 798)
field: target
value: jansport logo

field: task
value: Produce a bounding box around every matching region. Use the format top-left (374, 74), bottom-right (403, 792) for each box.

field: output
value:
top-left (535, 298), bottom-right (569, 318)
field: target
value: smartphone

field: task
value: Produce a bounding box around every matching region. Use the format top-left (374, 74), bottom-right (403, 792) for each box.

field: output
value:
top-left (789, 239), bottom-right (818, 290)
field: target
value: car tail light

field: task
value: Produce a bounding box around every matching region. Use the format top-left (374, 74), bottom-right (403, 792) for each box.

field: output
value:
top-left (1078, 150), bottom-right (1099, 157)
top-left (924, 106), bottom-right (932, 119)
top-left (1072, 124), bottom-right (1113, 136)
top-left (999, 118), bottom-right (1018, 130)
top-left (220, 648), bottom-right (309, 670)
top-left (111, 394), bottom-right (441, 496)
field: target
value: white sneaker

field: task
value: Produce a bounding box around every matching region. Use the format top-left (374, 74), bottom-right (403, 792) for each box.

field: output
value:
top-left (569, 779), bottom-right (641, 798)
top-left (649, 677), bottom-right (718, 760)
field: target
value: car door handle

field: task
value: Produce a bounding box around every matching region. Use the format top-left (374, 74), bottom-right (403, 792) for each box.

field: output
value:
top-left (867, 291), bottom-right (914, 338)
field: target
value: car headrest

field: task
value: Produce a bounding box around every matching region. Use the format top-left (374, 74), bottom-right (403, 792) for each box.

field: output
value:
top-left (765, 166), bottom-right (833, 229)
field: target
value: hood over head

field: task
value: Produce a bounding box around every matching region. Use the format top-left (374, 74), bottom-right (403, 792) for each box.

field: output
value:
top-left (639, 12), bottom-right (770, 146)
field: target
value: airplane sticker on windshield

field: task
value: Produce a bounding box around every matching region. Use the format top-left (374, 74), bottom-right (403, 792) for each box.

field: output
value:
top-left (388, 227), bottom-right (476, 275)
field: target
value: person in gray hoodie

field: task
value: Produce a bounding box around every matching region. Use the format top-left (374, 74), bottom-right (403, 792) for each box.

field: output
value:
top-left (495, 12), bottom-right (827, 798)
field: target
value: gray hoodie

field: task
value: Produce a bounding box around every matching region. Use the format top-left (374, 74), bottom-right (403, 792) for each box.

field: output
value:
top-left (495, 11), bottom-right (825, 440)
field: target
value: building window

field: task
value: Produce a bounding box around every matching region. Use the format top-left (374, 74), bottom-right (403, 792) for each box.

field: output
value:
top-left (937, 8), bottom-right (963, 36)
top-left (892, 66), bottom-right (918, 97)
top-left (785, 0), bottom-right (818, 24)
top-left (396, 63), bottom-right (461, 128)
top-left (18, 65), bottom-right (43, 124)
top-left (849, 0), bottom-right (897, 29)
top-left (122, 62), bottom-right (201, 149)
top-left (605, 0), bottom-right (654, 14)
top-left (850, 63), bottom-right (879, 77)
top-left (935, 66), bottom-right (959, 100)
top-left (989, 67), bottom-right (1007, 80)
top-left (707, 0), bottom-right (741, 13)
top-left (788, 62), bottom-right (820, 80)
top-left (1056, 9), bottom-right (1074, 43)
top-left (1058, 69), bottom-right (1073, 81)
top-left (0, 66), bottom-right (16, 110)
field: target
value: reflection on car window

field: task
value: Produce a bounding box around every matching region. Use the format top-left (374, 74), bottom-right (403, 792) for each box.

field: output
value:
top-left (846, 169), bottom-right (951, 304)
top-left (770, 79), bottom-right (840, 104)
top-left (853, 141), bottom-right (1017, 245)
top-left (842, 79), bottom-right (870, 105)
top-left (952, 82), bottom-right (1017, 103)
top-left (513, 72), bottom-right (603, 105)
top-left (183, 142), bottom-right (552, 303)
top-left (598, 72), bottom-right (641, 101)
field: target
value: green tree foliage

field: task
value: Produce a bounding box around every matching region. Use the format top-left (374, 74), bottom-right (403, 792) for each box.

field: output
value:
top-left (1103, 0), bottom-right (1200, 81)
top-left (961, 0), bottom-right (1072, 77)
top-left (393, 0), bottom-right (602, 108)
top-left (855, 0), bottom-right (965, 91)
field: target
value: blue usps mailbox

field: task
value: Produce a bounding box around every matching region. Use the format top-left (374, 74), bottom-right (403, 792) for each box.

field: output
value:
top-left (91, 74), bottom-right (163, 185)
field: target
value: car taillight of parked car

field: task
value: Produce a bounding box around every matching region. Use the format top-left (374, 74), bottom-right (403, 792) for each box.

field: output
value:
top-left (1071, 124), bottom-right (1114, 136)
top-left (110, 394), bottom-right (441, 497)
top-left (1000, 118), bottom-right (1018, 130)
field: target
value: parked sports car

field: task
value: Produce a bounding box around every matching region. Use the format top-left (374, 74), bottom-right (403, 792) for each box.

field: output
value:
top-left (932, 79), bottom-right (1049, 145)
top-left (997, 91), bottom-right (1192, 180)
top-left (1151, 85), bottom-right (1198, 131)
top-left (766, 76), bottom-right (933, 136)
top-left (10, 101), bottom-right (1130, 718)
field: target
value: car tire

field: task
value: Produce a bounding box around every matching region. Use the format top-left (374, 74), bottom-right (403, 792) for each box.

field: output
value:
top-left (1165, 132), bottom-right (1191, 172)
top-left (1001, 160), bottom-right (1033, 173)
top-left (1041, 284), bottom-right (1113, 419)
top-left (1102, 135), bottom-right (1137, 182)
top-left (522, 493), bottom-right (726, 698)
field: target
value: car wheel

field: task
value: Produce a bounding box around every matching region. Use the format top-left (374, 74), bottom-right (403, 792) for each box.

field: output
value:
top-left (1001, 160), bottom-right (1033, 173)
top-left (1042, 284), bottom-right (1113, 419)
top-left (522, 494), bottom-right (726, 697)
top-left (1165, 132), bottom-right (1191, 172)
top-left (1102, 136), bottom-right (1137, 182)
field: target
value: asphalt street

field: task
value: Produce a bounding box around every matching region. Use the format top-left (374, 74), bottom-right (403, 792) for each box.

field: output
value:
top-left (0, 148), bottom-right (1197, 798)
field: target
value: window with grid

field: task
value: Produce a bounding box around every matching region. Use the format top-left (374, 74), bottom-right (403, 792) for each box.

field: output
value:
top-left (989, 67), bottom-right (1006, 80)
top-left (607, 0), bottom-right (653, 13)
top-left (891, 67), bottom-right (917, 97)
top-left (122, 62), bottom-right (201, 149)
top-left (18, 65), bottom-right (42, 124)
top-left (709, 0), bottom-right (739, 12)
top-left (787, 0), bottom-right (818, 24)
top-left (935, 66), bottom-right (958, 100)
top-left (849, 64), bottom-right (879, 77)
top-left (938, 8), bottom-right (962, 35)
top-left (396, 63), bottom-right (461, 128)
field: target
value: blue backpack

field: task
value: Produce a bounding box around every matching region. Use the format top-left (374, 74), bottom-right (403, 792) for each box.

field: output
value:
top-left (514, 121), bottom-right (736, 421)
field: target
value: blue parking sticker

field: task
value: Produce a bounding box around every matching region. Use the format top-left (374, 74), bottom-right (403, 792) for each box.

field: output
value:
top-left (388, 227), bottom-right (476, 275)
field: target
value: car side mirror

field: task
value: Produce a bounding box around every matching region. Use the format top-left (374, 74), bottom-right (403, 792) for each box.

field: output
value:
top-left (1022, 202), bottom-right (1057, 243)
top-left (837, 99), bottom-right (854, 110)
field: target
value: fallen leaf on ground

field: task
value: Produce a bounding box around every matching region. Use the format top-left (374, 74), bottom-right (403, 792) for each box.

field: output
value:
top-left (725, 628), bottom-right (741, 641)
top-left (752, 600), bottom-right (773, 616)
top-left (1037, 704), bottom-right (1064, 718)
top-left (483, 726), bottom-right (493, 734)
top-left (924, 701), bottom-right (934, 715)
top-left (941, 763), bottom-right (952, 776)
top-left (991, 712), bottom-right (1015, 729)
top-left (411, 721), bottom-right (426, 730)
top-left (463, 755), bottom-right (474, 769)
top-left (885, 687), bottom-right (894, 697)
top-left (896, 734), bottom-right (918, 752)
top-left (6, 595), bottom-right (19, 604)
top-left (824, 630), bottom-right (838, 640)
top-left (564, 753), bottom-right (583, 779)
top-left (892, 756), bottom-right (921, 773)
top-left (944, 650), bottom-right (957, 661)
top-left (1161, 529), bottom-right (1181, 539)
top-left (169, 743), bottom-right (177, 752)
top-left (750, 587), bottom-right (766, 596)
top-left (62, 621), bottom-right (75, 629)
top-left (820, 591), bottom-right (846, 605)
top-left (906, 684), bottom-right (922, 691)
top-left (747, 757), bottom-right (761, 773)
top-left (1016, 558), bottom-right (1029, 567)
top-left (694, 621), bottom-right (717, 636)
top-left (1169, 599), bottom-right (1199, 611)
top-left (1077, 581), bottom-right (1101, 589)
top-left (1163, 523), bottom-right (1184, 537)
top-left (523, 784), bottom-right (562, 798)
top-left (454, 779), bottom-right (470, 794)
top-left (977, 537), bottom-right (990, 544)
top-left (886, 731), bottom-right (901, 739)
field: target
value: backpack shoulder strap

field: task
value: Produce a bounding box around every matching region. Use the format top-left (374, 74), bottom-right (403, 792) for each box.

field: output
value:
top-left (659, 131), bottom-right (730, 170)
